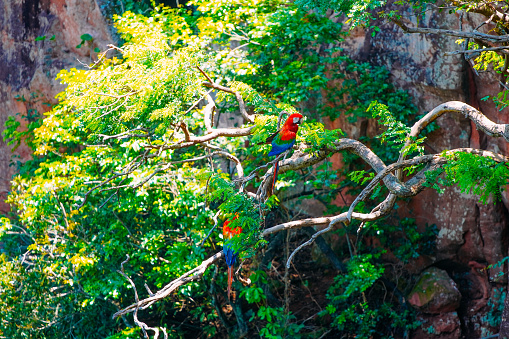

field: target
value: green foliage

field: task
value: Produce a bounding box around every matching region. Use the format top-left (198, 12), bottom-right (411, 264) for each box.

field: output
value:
top-left (361, 217), bottom-right (438, 263)
top-left (1, 3), bottom-right (350, 337)
top-left (327, 59), bottom-right (419, 168)
top-left (76, 33), bottom-right (94, 48)
top-left (241, 271), bottom-right (305, 338)
top-left (482, 287), bottom-right (506, 329)
top-left (294, 0), bottom-right (386, 27)
top-left (240, 8), bottom-right (345, 105)
top-left (425, 152), bottom-right (509, 203)
top-left (323, 253), bottom-right (419, 337)
top-left (349, 170), bottom-right (375, 186)
top-left (257, 307), bottom-right (305, 339)
top-left (327, 60), bottom-right (416, 123)
top-left (208, 174), bottom-right (265, 255)
top-left (469, 40), bottom-right (509, 110)
top-left (3, 94), bottom-right (43, 153)
top-left (293, 0), bottom-right (436, 29)
top-left (99, 0), bottom-right (156, 20)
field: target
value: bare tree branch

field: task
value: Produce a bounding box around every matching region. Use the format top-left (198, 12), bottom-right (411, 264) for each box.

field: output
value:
top-left (113, 251), bottom-right (224, 319)
top-left (117, 255), bottom-right (168, 339)
top-left (392, 18), bottom-right (509, 43)
top-left (112, 99), bottom-right (509, 320)
top-left (445, 46), bottom-right (509, 56)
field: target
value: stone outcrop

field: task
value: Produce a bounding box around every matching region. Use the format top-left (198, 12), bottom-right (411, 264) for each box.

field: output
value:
top-left (0, 0), bottom-right (114, 214)
top-left (408, 267), bottom-right (461, 314)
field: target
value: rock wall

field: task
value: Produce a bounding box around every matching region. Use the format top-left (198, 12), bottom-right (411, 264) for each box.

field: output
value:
top-left (0, 0), bottom-right (114, 214)
top-left (330, 5), bottom-right (509, 338)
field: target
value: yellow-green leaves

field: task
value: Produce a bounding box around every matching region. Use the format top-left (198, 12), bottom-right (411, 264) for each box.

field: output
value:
top-left (114, 11), bottom-right (169, 58)
top-left (299, 121), bottom-right (343, 151)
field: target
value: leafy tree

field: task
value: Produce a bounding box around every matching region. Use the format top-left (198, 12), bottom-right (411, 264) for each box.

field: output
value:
top-left (2, 0), bottom-right (509, 338)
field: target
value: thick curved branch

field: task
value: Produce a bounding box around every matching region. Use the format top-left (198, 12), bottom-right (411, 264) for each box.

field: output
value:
top-left (347, 148), bottom-right (509, 221)
top-left (400, 101), bottom-right (509, 165)
top-left (409, 101), bottom-right (509, 143)
top-left (276, 139), bottom-right (412, 196)
top-left (113, 143), bottom-right (509, 317)
top-left (113, 100), bottom-right (509, 318)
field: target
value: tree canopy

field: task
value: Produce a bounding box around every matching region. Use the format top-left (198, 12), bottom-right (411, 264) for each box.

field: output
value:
top-left (2, 0), bottom-right (509, 338)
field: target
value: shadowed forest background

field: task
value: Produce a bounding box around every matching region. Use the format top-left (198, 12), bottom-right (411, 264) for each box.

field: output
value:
top-left (2, 0), bottom-right (509, 338)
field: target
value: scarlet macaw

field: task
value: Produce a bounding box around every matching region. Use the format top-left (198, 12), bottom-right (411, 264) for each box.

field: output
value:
top-left (223, 215), bottom-right (242, 299)
top-left (266, 113), bottom-right (303, 192)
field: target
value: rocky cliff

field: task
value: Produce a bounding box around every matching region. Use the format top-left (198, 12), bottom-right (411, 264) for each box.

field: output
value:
top-left (0, 0), bottom-right (114, 213)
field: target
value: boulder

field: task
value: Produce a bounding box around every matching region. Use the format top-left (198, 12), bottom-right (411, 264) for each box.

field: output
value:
top-left (408, 267), bottom-right (461, 314)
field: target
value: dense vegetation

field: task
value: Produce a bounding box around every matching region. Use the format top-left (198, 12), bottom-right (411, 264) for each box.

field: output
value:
top-left (2, 0), bottom-right (509, 338)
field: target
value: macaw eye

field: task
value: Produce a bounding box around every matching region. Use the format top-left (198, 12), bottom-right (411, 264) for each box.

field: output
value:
top-left (293, 117), bottom-right (301, 124)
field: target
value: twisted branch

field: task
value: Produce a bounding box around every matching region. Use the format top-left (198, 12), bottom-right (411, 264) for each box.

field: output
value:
top-left (112, 100), bottom-right (509, 319)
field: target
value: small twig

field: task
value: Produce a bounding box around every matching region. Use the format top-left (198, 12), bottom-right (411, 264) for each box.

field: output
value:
top-left (277, 110), bottom-right (288, 130)
top-left (179, 122), bottom-right (191, 142)
top-left (95, 127), bottom-right (150, 141)
top-left (184, 89), bottom-right (214, 116)
top-left (235, 260), bottom-right (251, 285)
top-left (117, 255), bottom-right (168, 339)
top-left (94, 91), bottom-right (139, 99)
top-left (474, 13), bottom-right (496, 31)
top-left (284, 229), bottom-right (291, 316)
top-left (198, 211), bottom-right (221, 246)
top-left (52, 192), bottom-right (70, 231)
top-left (290, 261), bottom-right (322, 311)
top-left (286, 219), bottom-right (340, 269)
top-left (196, 65), bottom-right (213, 83)
top-left (144, 283), bottom-right (154, 297)
top-left (445, 46), bottom-right (509, 55)
top-left (107, 44), bottom-right (124, 53)
top-left (201, 81), bottom-right (255, 123)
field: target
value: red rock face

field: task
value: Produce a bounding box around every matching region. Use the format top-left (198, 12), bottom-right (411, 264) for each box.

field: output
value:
top-left (0, 0), bottom-right (114, 214)
top-left (413, 312), bottom-right (462, 339)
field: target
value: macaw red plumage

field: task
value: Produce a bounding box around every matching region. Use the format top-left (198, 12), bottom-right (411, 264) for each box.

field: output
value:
top-left (222, 215), bottom-right (242, 300)
top-left (266, 113), bottom-right (303, 192)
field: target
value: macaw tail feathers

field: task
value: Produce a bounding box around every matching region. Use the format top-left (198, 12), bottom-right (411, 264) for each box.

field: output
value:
top-left (271, 161), bottom-right (279, 194)
top-left (227, 265), bottom-right (234, 300)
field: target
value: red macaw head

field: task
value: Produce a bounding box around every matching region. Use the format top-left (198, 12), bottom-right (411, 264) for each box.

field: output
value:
top-left (285, 113), bottom-right (303, 127)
